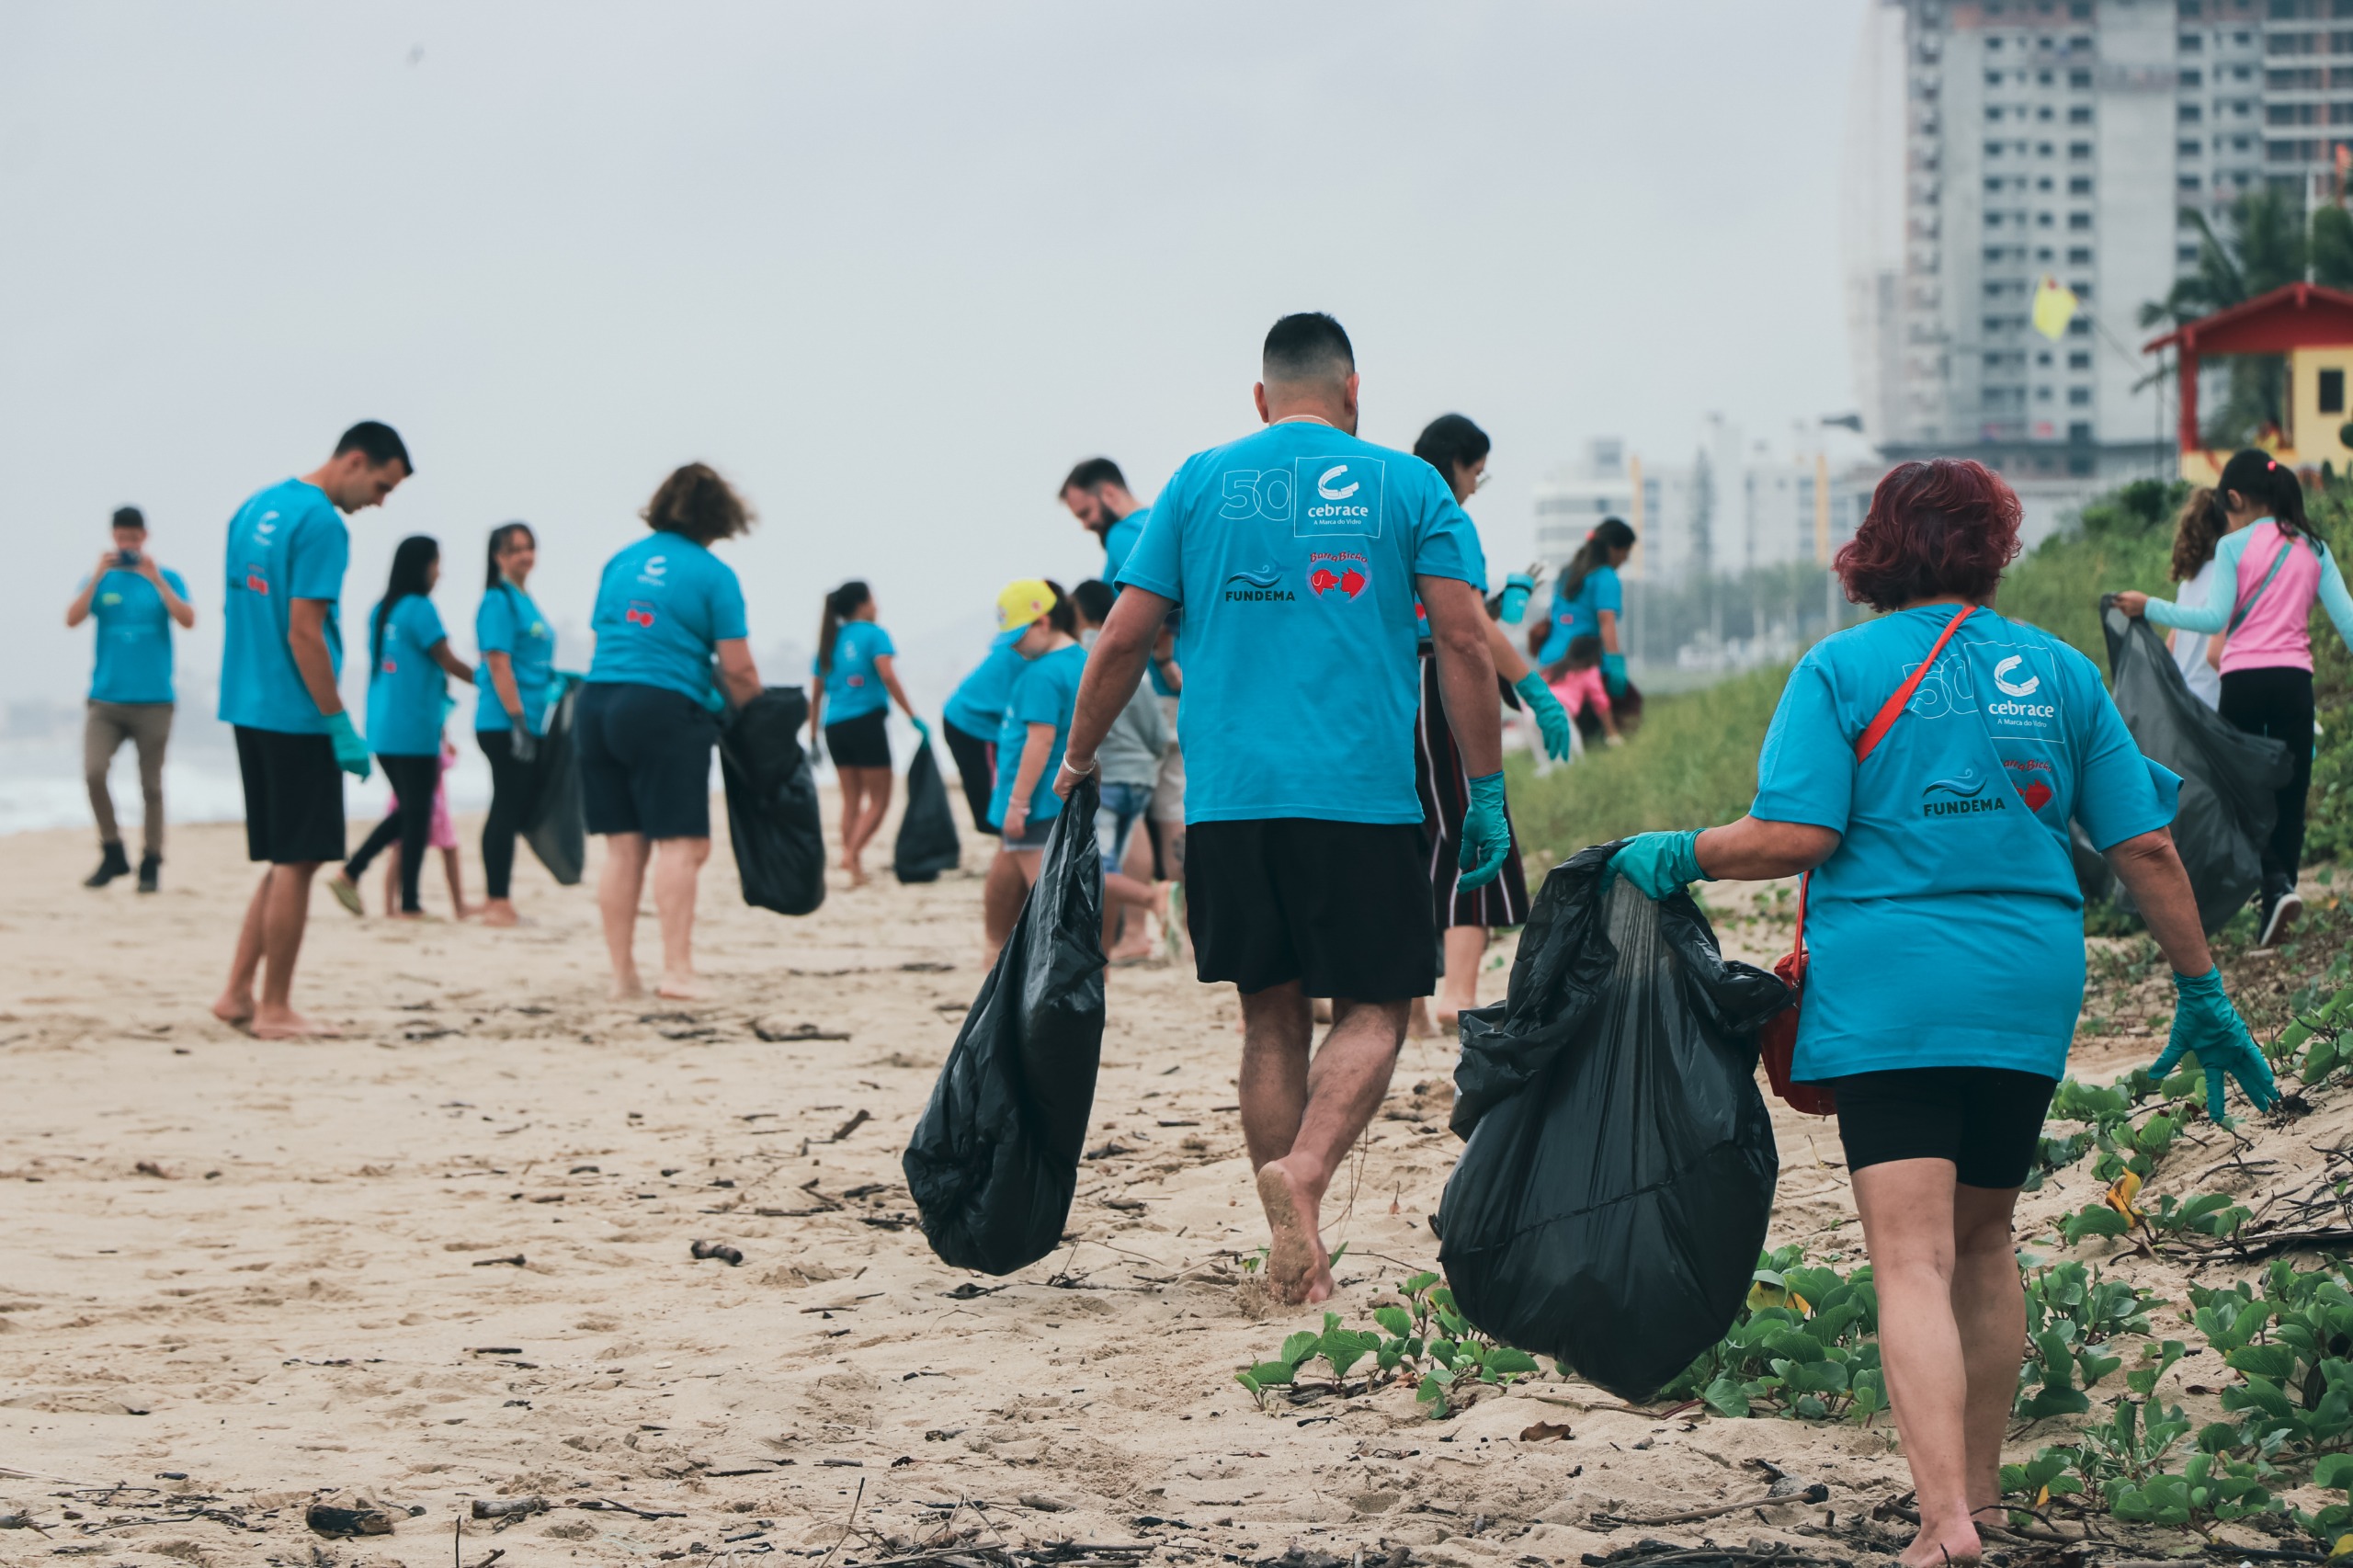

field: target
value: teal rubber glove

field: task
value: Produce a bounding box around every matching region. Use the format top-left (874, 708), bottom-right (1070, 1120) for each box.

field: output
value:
top-left (1601, 652), bottom-right (1629, 697)
top-left (1513, 671), bottom-right (1574, 762)
top-left (912, 714), bottom-right (932, 746)
top-left (1607, 829), bottom-right (1711, 900)
top-left (1499, 573), bottom-right (1536, 626)
top-left (2152, 966), bottom-right (2279, 1123)
top-left (324, 710), bottom-right (372, 781)
top-left (1458, 771), bottom-right (1511, 891)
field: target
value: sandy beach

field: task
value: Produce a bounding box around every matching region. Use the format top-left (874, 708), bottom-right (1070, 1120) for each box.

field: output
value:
top-left (0, 799), bottom-right (2287, 1567)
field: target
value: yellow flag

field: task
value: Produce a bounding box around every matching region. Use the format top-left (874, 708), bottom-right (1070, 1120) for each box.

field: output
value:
top-left (2033, 275), bottom-right (2079, 341)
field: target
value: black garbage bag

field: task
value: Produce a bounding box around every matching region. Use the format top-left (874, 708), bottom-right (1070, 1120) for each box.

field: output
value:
top-left (894, 737), bottom-right (962, 884)
top-left (904, 778), bottom-right (1105, 1275)
top-left (2098, 597), bottom-right (2290, 933)
top-left (519, 680), bottom-right (585, 886)
top-left (718, 686), bottom-right (827, 917)
top-left (1438, 841), bottom-right (1789, 1403)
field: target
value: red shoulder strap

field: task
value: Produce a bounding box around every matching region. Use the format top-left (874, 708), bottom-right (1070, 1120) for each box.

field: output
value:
top-left (1855, 604), bottom-right (1974, 763)
top-left (1786, 603), bottom-right (1977, 970)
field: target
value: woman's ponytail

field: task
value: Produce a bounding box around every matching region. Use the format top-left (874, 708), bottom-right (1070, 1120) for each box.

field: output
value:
top-left (2168, 488), bottom-right (2225, 582)
top-left (817, 580), bottom-right (870, 675)
top-left (1563, 517), bottom-right (1637, 599)
top-left (2218, 449), bottom-right (2316, 542)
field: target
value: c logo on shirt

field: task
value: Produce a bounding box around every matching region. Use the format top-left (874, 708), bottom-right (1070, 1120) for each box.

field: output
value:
top-left (1993, 655), bottom-right (2040, 699)
top-left (1317, 465), bottom-right (1359, 502)
top-left (642, 556), bottom-right (667, 578)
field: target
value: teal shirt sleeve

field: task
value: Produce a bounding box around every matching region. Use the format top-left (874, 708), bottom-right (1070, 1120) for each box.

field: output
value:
top-left (477, 590), bottom-right (517, 654)
top-left (410, 597), bottom-right (448, 648)
top-left (288, 506), bottom-right (347, 601)
top-left (872, 625), bottom-right (896, 657)
top-left (1118, 468), bottom-right (1184, 600)
top-left (2145, 528), bottom-right (2247, 634)
top-left (1013, 661), bottom-right (1064, 727)
top-left (163, 568), bottom-right (188, 600)
top-left (1591, 566), bottom-right (1623, 615)
top-left (709, 561), bottom-right (749, 643)
top-left (1749, 655), bottom-right (1854, 834)
top-left (2073, 670), bottom-right (2182, 850)
top-left (1409, 478), bottom-right (1487, 589)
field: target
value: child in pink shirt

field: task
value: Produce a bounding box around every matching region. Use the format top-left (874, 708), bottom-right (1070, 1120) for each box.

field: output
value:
top-left (1547, 636), bottom-right (1620, 750)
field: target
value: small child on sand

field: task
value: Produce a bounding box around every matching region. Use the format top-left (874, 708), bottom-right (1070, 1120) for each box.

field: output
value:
top-left (1547, 634), bottom-right (1620, 754)
top-left (380, 735), bottom-right (475, 917)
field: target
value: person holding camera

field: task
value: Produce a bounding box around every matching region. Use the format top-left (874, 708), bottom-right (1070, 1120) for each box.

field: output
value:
top-left (66, 506), bottom-right (194, 892)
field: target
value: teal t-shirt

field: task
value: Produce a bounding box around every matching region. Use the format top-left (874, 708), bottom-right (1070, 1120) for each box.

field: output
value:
top-left (945, 642), bottom-right (1028, 735)
top-left (1103, 506), bottom-right (1150, 585)
top-left (816, 620), bottom-right (894, 722)
top-left (1751, 606), bottom-right (2179, 1082)
top-left (218, 478), bottom-right (347, 734)
top-left (1538, 563), bottom-right (1622, 664)
top-left (85, 566), bottom-right (187, 704)
top-left (990, 642), bottom-right (1087, 826)
top-left (585, 533), bottom-right (749, 709)
top-left (365, 596), bottom-right (452, 757)
top-left (475, 584), bottom-right (556, 733)
top-left (1115, 422), bottom-right (1485, 824)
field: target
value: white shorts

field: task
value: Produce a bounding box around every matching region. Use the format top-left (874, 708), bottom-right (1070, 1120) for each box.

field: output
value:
top-left (1149, 696), bottom-right (1185, 824)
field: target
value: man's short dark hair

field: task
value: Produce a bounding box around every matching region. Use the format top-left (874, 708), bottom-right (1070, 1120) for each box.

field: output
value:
top-left (1071, 578), bottom-right (1116, 624)
top-left (1263, 312), bottom-right (1355, 385)
top-left (334, 420), bottom-right (413, 474)
top-left (1061, 458), bottom-right (1126, 495)
top-left (111, 506), bottom-right (145, 532)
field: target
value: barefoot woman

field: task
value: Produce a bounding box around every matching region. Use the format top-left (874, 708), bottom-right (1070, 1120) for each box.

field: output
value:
top-left (579, 463), bottom-right (762, 1001)
top-left (1608, 459), bottom-right (2274, 1567)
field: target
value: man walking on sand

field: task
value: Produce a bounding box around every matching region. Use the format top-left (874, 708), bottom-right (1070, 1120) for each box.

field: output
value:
top-left (1055, 312), bottom-right (1510, 1305)
top-left (211, 422), bottom-right (412, 1039)
top-left (68, 506), bottom-right (195, 892)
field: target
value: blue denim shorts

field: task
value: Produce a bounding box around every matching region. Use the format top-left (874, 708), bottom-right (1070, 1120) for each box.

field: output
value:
top-left (1096, 780), bottom-right (1153, 869)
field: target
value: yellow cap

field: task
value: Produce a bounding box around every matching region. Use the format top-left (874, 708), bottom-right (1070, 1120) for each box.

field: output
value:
top-left (995, 578), bottom-right (1057, 642)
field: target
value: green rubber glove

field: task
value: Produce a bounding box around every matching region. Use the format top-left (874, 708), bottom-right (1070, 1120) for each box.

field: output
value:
top-left (1513, 672), bottom-right (1574, 762)
top-left (1601, 651), bottom-right (1629, 697)
top-left (1607, 829), bottom-right (1711, 900)
top-left (2152, 966), bottom-right (2279, 1123)
top-left (1458, 771), bottom-right (1511, 891)
top-left (324, 710), bottom-right (372, 782)
top-left (912, 714), bottom-right (933, 746)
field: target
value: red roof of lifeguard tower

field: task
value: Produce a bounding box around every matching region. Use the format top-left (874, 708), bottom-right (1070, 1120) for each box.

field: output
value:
top-left (2145, 283), bottom-right (2353, 464)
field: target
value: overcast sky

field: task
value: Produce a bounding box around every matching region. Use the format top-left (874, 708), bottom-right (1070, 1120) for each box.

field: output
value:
top-left (0, 0), bottom-right (1867, 716)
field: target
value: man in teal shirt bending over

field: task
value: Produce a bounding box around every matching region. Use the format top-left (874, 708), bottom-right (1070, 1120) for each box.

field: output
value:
top-left (210, 421), bottom-right (412, 1040)
top-left (66, 506), bottom-right (194, 892)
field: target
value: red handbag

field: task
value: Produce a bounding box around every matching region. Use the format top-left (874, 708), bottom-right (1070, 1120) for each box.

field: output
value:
top-left (1757, 606), bottom-right (1976, 1117)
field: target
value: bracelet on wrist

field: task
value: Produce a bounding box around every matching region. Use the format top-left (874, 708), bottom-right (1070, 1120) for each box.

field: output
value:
top-left (1060, 756), bottom-right (1097, 777)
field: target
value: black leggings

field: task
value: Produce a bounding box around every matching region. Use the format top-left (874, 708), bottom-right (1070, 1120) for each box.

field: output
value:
top-left (2219, 665), bottom-right (2315, 893)
top-left (344, 753), bottom-right (441, 913)
top-left (478, 729), bottom-right (540, 900)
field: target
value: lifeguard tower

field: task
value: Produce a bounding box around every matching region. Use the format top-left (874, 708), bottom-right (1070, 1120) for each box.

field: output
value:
top-left (2144, 281), bottom-right (2353, 485)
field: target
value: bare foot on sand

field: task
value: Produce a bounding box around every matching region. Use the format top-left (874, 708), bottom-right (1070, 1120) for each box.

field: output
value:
top-left (1900, 1517), bottom-right (1981, 1568)
top-left (481, 901), bottom-right (520, 928)
top-left (210, 992), bottom-right (255, 1027)
top-left (656, 973), bottom-right (699, 1001)
top-left (248, 1006), bottom-right (340, 1040)
top-left (608, 974), bottom-right (645, 1002)
top-left (1256, 1161), bottom-right (1332, 1304)
top-left (1405, 1000), bottom-right (1439, 1040)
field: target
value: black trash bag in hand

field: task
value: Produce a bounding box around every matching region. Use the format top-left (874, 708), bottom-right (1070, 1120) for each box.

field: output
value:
top-left (1438, 841), bottom-right (1789, 1403)
top-left (718, 686), bottom-right (827, 917)
top-left (894, 737), bottom-right (962, 884)
top-left (519, 680), bottom-right (585, 886)
top-left (904, 778), bottom-right (1105, 1275)
top-left (2098, 597), bottom-right (2290, 933)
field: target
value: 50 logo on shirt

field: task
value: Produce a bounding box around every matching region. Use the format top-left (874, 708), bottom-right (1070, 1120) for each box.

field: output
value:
top-left (1215, 458), bottom-right (1388, 540)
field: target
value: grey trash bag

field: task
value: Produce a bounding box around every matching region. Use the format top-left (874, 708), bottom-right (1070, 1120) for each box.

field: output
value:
top-left (519, 679), bottom-right (585, 887)
top-left (2098, 597), bottom-right (2290, 933)
top-left (1438, 841), bottom-right (1789, 1403)
top-left (904, 778), bottom-right (1105, 1275)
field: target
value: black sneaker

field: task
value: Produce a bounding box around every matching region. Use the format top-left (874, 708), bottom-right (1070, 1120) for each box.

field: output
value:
top-left (84, 842), bottom-right (130, 888)
top-left (2260, 888), bottom-right (2304, 949)
top-left (137, 854), bottom-right (160, 894)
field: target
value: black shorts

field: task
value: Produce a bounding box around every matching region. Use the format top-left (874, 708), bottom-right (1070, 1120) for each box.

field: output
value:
top-left (824, 709), bottom-right (892, 769)
top-left (1829, 1067), bottom-right (2059, 1190)
top-left (1185, 818), bottom-right (1436, 1002)
top-left (578, 681), bottom-right (719, 840)
top-left (234, 725), bottom-right (347, 865)
top-left (942, 718), bottom-right (999, 835)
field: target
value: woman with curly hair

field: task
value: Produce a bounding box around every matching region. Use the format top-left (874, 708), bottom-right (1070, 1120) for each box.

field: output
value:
top-left (1606, 458), bottom-right (2274, 1568)
top-left (580, 462), bottom-right (763, 1000)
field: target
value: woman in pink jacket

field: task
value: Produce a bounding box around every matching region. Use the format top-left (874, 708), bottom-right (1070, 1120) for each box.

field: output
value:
top-left (2120, 449), bottom-right (2353, 946)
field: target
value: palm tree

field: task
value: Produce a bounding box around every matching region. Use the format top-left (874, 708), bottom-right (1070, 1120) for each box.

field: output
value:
top-left (2142, 189), bottom-right (2308, 446)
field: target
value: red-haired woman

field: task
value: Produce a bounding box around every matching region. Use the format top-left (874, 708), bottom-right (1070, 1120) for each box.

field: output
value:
top-left (1606, 458), bottom-right (2274, 1568)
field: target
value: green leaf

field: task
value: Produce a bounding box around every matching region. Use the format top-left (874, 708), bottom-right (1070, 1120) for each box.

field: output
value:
top-left (2315, 1453), bottom-right (2353, 1492)
top-left (1279, 1331), bottom-right (1317, 1367)
top-left (1244, 1359), bottom-right (1294, 1387)
top-left (1372, 1306), bottom-right (1413, 1338)
top-left (1484, 1347), bottom-right (1540, 1379)
top-left (1702, 1374), bottom-right (1751, 1417)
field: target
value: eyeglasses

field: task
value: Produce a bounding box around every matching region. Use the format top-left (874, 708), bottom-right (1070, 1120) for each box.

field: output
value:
top-left (1473, 467), bottom-right (1494, 492)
